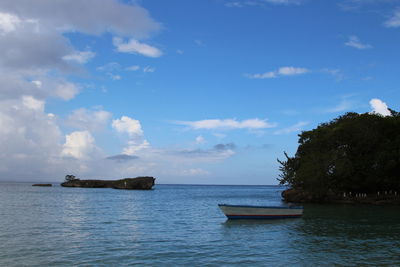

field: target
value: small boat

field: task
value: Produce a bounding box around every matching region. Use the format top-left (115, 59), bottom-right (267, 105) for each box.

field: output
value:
top-left (218, 204), bottom-right (303, 219)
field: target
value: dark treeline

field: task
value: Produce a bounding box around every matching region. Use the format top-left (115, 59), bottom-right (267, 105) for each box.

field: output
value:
top-left (278, 110), bottom-right (400, 201)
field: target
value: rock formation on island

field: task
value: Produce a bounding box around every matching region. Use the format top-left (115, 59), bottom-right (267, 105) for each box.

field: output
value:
top-left (61, 176), bottom-right (155, 190)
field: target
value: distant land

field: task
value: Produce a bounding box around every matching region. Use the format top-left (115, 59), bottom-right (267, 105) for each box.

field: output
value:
top-left (61, 176), bottom-right (155, 190)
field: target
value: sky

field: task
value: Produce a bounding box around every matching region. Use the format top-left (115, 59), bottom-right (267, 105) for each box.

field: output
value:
top-left (0, 0), bottom-right (399, 185)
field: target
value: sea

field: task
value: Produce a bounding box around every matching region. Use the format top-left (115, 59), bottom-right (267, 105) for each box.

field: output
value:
top-left (1, 183), bottom-right (400, 266)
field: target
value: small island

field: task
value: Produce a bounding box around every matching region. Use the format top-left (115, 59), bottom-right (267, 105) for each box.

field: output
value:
top-left (278, 110), bottom-right (400, 205)
top-left (61, 175), bottom-right (155, 190)
top-left (32, 184), bottom-right (52, 187)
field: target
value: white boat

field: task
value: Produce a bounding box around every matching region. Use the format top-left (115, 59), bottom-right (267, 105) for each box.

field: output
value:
top-left (218, 204), bottom-right (303, 219)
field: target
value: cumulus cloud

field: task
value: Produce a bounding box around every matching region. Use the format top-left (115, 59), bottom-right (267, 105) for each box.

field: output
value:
top-left (0, 1), bottom-right (225, 182)
top-left (22, 95), bottom-right (45, 111)
top-left (385, 9), bottom-right (400, 28)
top-left (369, 98), bottom-right (392, 117)
top-left (53, 81), bottom-right (80, 100)
top-left (246, 66), bottom-right (309, 79)
top-left (0, 0), bottom-right (160, 39)
top-left (112, 116), bottom-right (150, 156)
top-left (66, 108), bottom-right (112, 132)
top-left (123, 140), bottom-right (150, 155)
top-left (63, 50), bottom-right (95, 64)
top-left (112, 116), bottom-right (144, 136)
top-left (113, 37), bottom-right (162, 57)
top-left (0, 97), bottom-right (64, 180)
top-left (0, 0), bottom-right (161, 99)
top-left (345, 35), bottom-right (372, 49)
top-left (0, 12), bottom-right (20, 33)
top-left (175, 118), bottom-right (276, 130)
top-left (62, 131), bottom-right (98, 159)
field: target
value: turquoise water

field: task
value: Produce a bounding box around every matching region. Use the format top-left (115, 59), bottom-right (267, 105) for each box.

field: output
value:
top-left (1, 183), bottom-right (400, 266)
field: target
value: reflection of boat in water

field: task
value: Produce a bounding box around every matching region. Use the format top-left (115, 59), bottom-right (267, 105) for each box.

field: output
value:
top-left (218, 204), bottom-right (303, 219)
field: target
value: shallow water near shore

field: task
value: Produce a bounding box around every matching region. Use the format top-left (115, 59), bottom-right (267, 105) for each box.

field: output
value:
top-left (1, 183), bottom-right (400, 266)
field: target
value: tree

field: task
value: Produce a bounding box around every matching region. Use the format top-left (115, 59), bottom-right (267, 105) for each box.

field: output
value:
top-left (65, 175), bottom-right (78, 182)
top-left (278, 111), bottom-right (400, 199)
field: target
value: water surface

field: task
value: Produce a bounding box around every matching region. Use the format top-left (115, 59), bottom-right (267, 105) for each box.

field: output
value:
top-left (0, 183), bottom-right (399, 266)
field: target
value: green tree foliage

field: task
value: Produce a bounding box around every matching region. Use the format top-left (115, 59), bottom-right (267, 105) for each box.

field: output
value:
top-left (65, 175), bottom-right (78, 182)
top-left (278, 111), bottom-right (400, 197)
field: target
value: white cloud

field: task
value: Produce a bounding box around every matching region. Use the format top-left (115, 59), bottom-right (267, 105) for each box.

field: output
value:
top-left (385, 9), bottom-right (400, 28)
top-left (195, 135), bottom-right (206, 144)
top-left (265, 0), bottom-right (298, 3)
top-left (62, 131), bottom-right (98, 159)
top-left (225, 0), bottom-right (301, 7)
top-left (22, 95), bottom-right (44, 111)
top-left (369, 98), bottom-right (392, 117)
top-left (0, 97), bottom-right (65, 180)
top-left (246, 71), bottom-right (276, 79)
top-left (97, 62), bottom-right (121, 72)
top-left (123, 140), bottom-right (150, 155)
top-left (0, 12), bottom-right (20, 33)
top-left (112, 116), bottom-right (151, 157)
top-left (274, 121), bottom-right (308, 135)
top-left (0, 0), bottom-right (161, 99)
top-left (278, 66), bottom-right (309, 75)
top-left (113, 37), bottom-right (162, 58)
top-left (108, 73), bottom-right (121, 80)
top-left (143, 66), bottom-right (156, 73)
top-left (112, 116), bottom-right (144, 136)
top-left (126, 65), bottom-right (140, 71)
top-left (246, 66), bottom-right (309, 79)
top-left (225, 2), bottom-right (245, 7)
top-left (66, 108), bottom-right (112, 132)
top-left (175, 118), bottom-right (276, 130)
top-left (0, 0), bottom-right (161, 39)
top-left (63, 50), bottom-right (95, 64)
top-left (54, 82), bottom-right (80, 100)
top-left (32, 80), bottom-right (42, 88)
top-left (344, 35), bottom-right (372, 49)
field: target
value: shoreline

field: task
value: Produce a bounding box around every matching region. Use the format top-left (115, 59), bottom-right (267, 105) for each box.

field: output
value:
top-left (282, 188), bottom-right (400, 205)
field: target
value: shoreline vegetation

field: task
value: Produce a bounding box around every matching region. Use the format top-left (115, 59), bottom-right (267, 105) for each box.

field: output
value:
top-left (279, 110), bottom-right (400, 205)
top-left (61, 175), bottom-right (155, 190)
top-left (282, 188), bottom-right (400, 205)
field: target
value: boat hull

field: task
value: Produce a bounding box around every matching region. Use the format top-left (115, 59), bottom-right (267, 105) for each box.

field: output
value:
top-left (218, 204), bottom-right (303, 219)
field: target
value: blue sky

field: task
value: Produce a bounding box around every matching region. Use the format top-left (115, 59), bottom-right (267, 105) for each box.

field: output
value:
top-left (0, 0), bottom-right (399, 184)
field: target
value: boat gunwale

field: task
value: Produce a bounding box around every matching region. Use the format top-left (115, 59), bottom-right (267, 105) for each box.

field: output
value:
top-left (218, 204), bottom-right (303, 209)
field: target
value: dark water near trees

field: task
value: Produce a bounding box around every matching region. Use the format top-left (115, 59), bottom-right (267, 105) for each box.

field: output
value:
top-left (1, 183), bottom-right (400, 266)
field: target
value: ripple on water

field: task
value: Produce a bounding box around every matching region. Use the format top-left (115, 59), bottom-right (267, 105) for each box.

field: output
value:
top-left (1, 184), bottom-right (400, 266)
